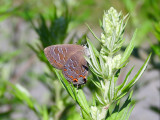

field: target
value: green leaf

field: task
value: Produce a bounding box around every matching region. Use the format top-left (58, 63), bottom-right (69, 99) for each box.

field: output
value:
top-left (149, 105), bottom-right (160, 114)
top-left (87, 38), bottom-right (101, 74)
top-left (77, 89), bottom-right (90, 114)
top-left (0, 50), bottom-right (21, 63)
top-left (108, 77), bottom-right (115, 101)
top-left (91, 79), bottom-right (102, 90)
top-left (117, 52), bottom-right (151, 100)
top-left (125, 104), bottom-right (135, 120)
top-left (86, 37), bottom-right (100, 56)
top-left (10, 83), bottom-right (34, 109)
top-left (85, 56), bottom-right (101, 77)
top-left (96, 93), bottom-right (105, 105)
top-left (122, 0), bottom-right (136, 12)
top-left (81, 109), bottom-right (91, 120)
top-left (151, 44), bottom-right (160, 57)
top-left (116, 93), bottom-right (127, 101)
top-left (42, 106), bottom-right (49, 120)
top-left (121, 29), bottom-right (137, 64)
top-left (115, 66), bottom-right (134, 97)
top-left (99, 55), bottom-right (105, 76)
top-left (54, 69), bottom-right (92, 118)
top-left (92, 95), bottom-right (96, 106)
top-left (106, 91), bottom-right (134, 120)
top-left (27, 43), bottom-right (39, 54)
top-left (54, 69), bottom-right (76, 100)
top-left (86, 24), bottom-right (101, 42)
top-left (121, 53), bottom-right (151, 93)
top-left (71, 86), bottom-right (89, 116)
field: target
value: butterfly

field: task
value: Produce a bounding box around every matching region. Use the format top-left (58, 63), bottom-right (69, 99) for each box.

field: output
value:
top-left (44, 44), bottom-right (88, 85)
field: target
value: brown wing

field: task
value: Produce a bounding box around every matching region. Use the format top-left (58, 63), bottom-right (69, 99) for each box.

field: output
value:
top-left (62, 51), bottom-right (88, 85)
top-left (44, 44), bottom-right (84, 69)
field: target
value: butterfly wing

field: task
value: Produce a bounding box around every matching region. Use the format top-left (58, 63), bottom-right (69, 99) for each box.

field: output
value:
top-left (44, 44), bottom-right (84, 69)
top-left (62, 51), bottom-right (88, 85)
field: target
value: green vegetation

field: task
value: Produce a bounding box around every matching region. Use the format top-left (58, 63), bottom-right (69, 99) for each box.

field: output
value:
top-left (0, 0), bottom-right (159, 120)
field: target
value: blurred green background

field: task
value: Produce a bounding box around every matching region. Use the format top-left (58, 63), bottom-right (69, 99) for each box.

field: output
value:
top-left (0, 0), bottom-right (159, 120)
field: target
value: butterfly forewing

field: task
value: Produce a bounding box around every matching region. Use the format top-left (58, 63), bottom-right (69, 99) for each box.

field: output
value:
top-left (44, 44), bottom-right (84, 69)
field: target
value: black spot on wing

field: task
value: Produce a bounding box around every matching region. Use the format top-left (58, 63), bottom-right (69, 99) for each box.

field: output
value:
top-left (82, 65), bottom-right (88, 71)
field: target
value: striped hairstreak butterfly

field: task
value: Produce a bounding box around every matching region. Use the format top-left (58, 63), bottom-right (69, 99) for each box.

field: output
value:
top-left (44, 44), bottom-right (88, 85)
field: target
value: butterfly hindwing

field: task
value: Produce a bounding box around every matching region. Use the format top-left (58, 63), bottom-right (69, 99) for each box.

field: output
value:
top-left (62, 51), bottom-right (88, 85)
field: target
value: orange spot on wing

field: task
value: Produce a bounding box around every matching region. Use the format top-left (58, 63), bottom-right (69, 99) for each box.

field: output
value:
top-left (73, 78), bottom-right (78, 82)
top-left (62, 48), bottom-right (67, 54)
top-left (54, 47), bottom-right (59, 54)
top-left (70, 76), bottom-right (73, 79)
top-left (79, 75), bottom-right (83, 77)
top-left (51, 58), bottom-right (62, 68)
top-left (53, 59), bottom-right (56, 63)
top-left (64, 69), bottom-right (67, 71)
top-left (59, 53), bottom-right (64, 61)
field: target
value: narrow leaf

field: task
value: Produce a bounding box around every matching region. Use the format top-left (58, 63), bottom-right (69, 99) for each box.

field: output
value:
top-left (87, 38), bottom-right (101, 72)
top-left (77, 89), bottom-right (90, 113)
top-left (121, 29), bottom-right (137, 64)
top-left (121, 53), bottom-right (151, 93)
top-left (54, 69), bottom-right (75, 100)
top-left (85, 56), bottom-right (101, 76)
top-left (91, 79), bottom-right (102, 90)
top-left (86, 24), bottom-right (101, 42)
top-left (116, 66), bottom-right (134, 94)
